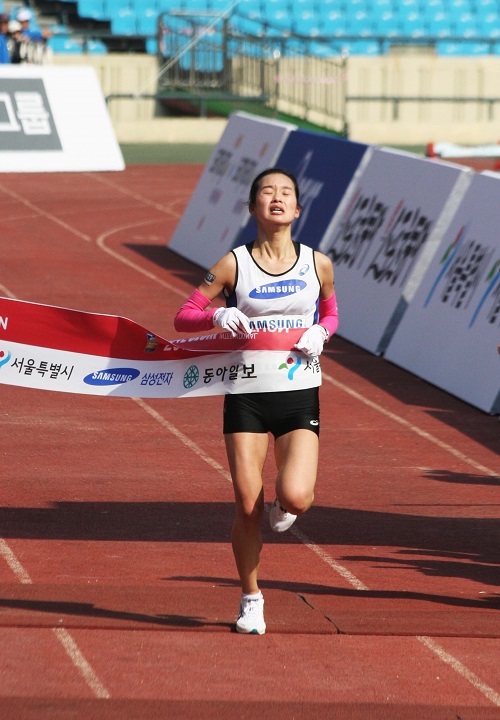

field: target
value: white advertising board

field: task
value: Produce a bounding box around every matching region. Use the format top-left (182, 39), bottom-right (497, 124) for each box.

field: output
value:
top-left (168, 111), bottom-right (296, 270)
top-left (0, 65), bottom-right (124, 172)
top-left (385, 172), bottom-right (500, 414)
top-left (318, 148), bottom-right (471, 354)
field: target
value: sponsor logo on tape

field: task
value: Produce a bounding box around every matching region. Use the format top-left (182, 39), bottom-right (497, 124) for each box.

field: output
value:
top-left (84, 368), bottom-right (140, 386)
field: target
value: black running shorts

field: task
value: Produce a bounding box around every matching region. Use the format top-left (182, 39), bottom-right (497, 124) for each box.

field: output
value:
top-left (223, 387), bottom-right (320, 438)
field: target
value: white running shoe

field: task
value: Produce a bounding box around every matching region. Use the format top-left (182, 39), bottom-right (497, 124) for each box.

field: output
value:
top-left (236, 594), bottom-right (266, 635)
top-left (269, 497), bottom-right (297, 532)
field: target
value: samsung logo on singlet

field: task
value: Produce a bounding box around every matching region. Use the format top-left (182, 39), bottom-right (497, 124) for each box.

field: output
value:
top-left (249, 280), bottom-right (306, 299)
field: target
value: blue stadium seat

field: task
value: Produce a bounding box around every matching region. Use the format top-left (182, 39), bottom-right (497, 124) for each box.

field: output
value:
top-left (49, 36), bottom-right (84, 53)
top-left (426, 12), bottom-right (453, 38)
top-left (318, 6), bottom-right (342, 28)
top-left (437, 39), bottom-right (488, 54)
top-left (307, 40), bottom-right (338, 57)
top-left (111, 8), bottom-right (137, 34)
top-left (157, 0), bottom-right (184, 10)
top-left (110, 0), bottom-right (500, 55)
top-left (180, 0), bottom-right (211, 11)
top-left (449, 0), bottom-right (472, 10)
top-left (321, 13), bottom-right (349, 37)
top-left (436, 40), bottom-right (464, 54)
top-left (292, 9), bottom-right (322, 37)
top-left (426, 0), bottom-right (445, 10)
top-left (105, 0), bottom-right (131, 13)
top-left (86, 38), bottom-right (108, 53)
top-left (210, 0), bottom-right (234, 14)
top-left (373, 11), bottom-right (401, 37)
top-left (399, 11), bottom-right (427, 38)
top-left (479, 13), bottom-right (500, 38)
top-left (238, 0), bottom-right (263, 20)
top-left (344, 39), bottom-right (380, 55)
top-left (371, 0), bottom-right (392, 10)
top-left (77, 0), bottom-right (107, 20)
top-left (179, 30), bottom-right (223, 71)
top-left (345, 11), bottom-right (373, 37)
top-left (136, 9), bottom-right (159, 35)
top-left (229, 15), bottom-right (265, 36)
top-left (452, 12), bottom-right (480, 38)
top-left (264, 8), bottom-right (293, 32)
top-left (347, 0), bottom-right (370, 12)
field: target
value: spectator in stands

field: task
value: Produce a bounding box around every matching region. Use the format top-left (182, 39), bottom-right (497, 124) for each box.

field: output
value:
top-left (0, 12), bottom-right (10, 63)
top-left (7, 20), bottom-right (23, 63)
top-left (16, 8), bottom-right (51, 42)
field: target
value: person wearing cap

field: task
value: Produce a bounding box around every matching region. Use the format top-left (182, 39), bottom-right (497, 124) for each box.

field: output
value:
top-left (0, 12), bottom-right (10, 63)
top-left (7, 19), bottom-right (23, 63)
top-left (16, 8), bottom-right (51, 42)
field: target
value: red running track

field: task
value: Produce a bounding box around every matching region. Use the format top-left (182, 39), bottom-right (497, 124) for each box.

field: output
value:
top-left (0, 165), bottom-right (499, 720)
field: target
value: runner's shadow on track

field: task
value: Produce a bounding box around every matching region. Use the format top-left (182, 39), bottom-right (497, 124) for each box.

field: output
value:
top-left (0, 500), bottom-right (497, 548)
top-left (169, 576), bottom-right (500, 611)
top-left (125, 244), bottom-right (205, 286)
top-left (0, 501), bottom-right (235, 542)
top-left (0, 598), bottom-right (233, 630)
top-left (0, 502), bottom-right (497, 592)
top-left (423, 469), bottom-right (500, 486)
top-left (296, 505), bottom-right (500, 589)
top-left (323, 336), bottom-right (500, 456)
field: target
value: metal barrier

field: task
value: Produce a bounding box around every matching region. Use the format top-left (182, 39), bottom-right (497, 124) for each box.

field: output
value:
top-left (156, 11), bottom-right (348, 135)
top-left (346, 95), bottom-right (500, 121)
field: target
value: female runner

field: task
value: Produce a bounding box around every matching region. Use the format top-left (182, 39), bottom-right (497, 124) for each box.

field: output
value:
top-left (174, 168), bottom-right (338, 634)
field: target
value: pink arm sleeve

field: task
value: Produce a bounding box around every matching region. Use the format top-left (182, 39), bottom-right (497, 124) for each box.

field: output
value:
top-left (174, 288), bottom-right (217, 332)
top-left (318, 292), bottom-right (339, 339)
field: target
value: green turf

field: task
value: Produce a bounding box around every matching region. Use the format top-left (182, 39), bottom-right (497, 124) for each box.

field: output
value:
top-left (120, 141), bottom-right (427, 165)
top-left (120, 143), bottom-right (217, 165)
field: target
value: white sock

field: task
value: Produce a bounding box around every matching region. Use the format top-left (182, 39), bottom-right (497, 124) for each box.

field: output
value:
top-left (242, 591), bottom-right (262, 602)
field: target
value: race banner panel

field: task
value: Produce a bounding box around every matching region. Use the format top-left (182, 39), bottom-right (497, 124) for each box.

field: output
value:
top-left (318, 147), bottom-right (471, 354)
top-left (385, 172), bottom-right (500, 414)
top-left (0, 65), bottom-right (124, 172)
top-left (168, 111), bottom-right (296, 270)
top-left (0, 297), bottom-right (321, 398)
top-left (236, 129), bottom-right (369, 251)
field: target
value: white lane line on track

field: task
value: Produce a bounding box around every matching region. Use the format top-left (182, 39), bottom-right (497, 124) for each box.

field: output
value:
top-left (97, 228), bottom-right (498, 479)
top-left (290, 527), bottom-right (369, 591)
top-left (0, 536), bottom-right (111, 698)
top-left (3, 181), bottom-right (498, 704)
top-left (322, 372), bottom-right (499, 478)
top-left (132, 397), bottom-right (367, 590)
top-left (0, 184), bottom-right (91, 242)
top-left (87, 172), bottom-right (185, 216)
top-left (134, 395), bottom-right (500, 707)
top-left (0, 539), bottom-right (32, 584)
top-left (417, 636), bottom-right (500, 707)
top-left (0, 538), bottom-right (111, 699)
top-left (132, 397), bottom-right (231, 477)
top-left (53, 628), bottom-right (111, 699)
top-left (96, 223), bottom-right (189, 299)
top-left (0, 287), bottom-right (110, 700)
top-left (0, 284), bottom-right (17, 299)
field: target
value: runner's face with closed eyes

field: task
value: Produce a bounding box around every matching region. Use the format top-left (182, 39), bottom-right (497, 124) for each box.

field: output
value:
top-left (250, 173), bottom-right (300, 227)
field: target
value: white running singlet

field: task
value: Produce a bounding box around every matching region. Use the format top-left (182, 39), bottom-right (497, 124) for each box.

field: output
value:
top-left (228, 242), bottom-right (321, 334)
